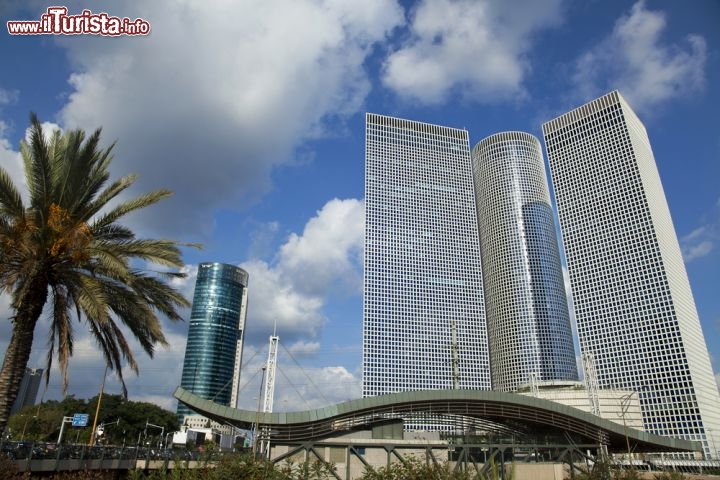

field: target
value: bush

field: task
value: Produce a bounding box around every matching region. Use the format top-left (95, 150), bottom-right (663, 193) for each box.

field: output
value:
top-left (0, 453), bottom-right (19, 478)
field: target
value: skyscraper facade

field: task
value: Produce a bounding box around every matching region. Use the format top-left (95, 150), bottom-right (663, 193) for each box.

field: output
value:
top-left (10, 368), bottom-right (43, 414)
top-left (471, 132), bottom-right (578, 392)
top-left (363, 113), bottom-right (490, 398)
top-left (542, 91), bottom-right (720, 458)
top-left (177, 263), bottom-right (249, 420)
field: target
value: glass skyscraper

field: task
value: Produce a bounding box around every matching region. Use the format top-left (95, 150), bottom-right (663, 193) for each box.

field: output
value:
top-left (177, 263), bottom-right (249, 420)
top-left (363, 113), bottom-right (490, 398)
top-left (542, 91), bottom-right (720, 458)
top-left (10, 368), bottom-right (43, 414)
top-left (471, 132), bottom-right (578, 392)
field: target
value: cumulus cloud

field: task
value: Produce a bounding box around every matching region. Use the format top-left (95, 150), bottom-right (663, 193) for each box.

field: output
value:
top-left (241, 198), bottom-right (365, 343)
top-left (382, 0), bottom-right (563, 104)
top-left (46, 0), bottom-right (402, 238)
top-left (278, 198), bottom-right (364, 297)
top-left (570, 1), bottom-right (706, 113)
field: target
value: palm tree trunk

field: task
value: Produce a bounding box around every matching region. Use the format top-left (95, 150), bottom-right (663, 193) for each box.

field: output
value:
top-left (0, 275), bottom-right (48, 435)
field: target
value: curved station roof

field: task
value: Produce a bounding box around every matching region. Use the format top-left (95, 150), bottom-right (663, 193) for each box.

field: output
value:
top-left (174, 387), bottom-right (699, 454)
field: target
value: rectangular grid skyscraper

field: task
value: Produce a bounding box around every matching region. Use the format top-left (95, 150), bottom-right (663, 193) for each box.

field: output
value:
top-left (363, 114), bottom-right (490, 398)
top-left (542, 91), bottom-right (720, 458)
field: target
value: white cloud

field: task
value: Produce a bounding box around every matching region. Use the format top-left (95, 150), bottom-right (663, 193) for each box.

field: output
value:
top-left (48, 0), bottom-right (402, 238)
top-left (570, 1), bottom-right (706, 113)
top-left (286, 340), bottom-right (321, 358)
top-left (279, 198), bottom-right (365, 297)
top-left (683, 240), bottom-right (713, 262)
top-left (0, 88), bottom-right (19, 106)
top-left (382, 0), bottom-right (563, 104)
top-left (680, 200), bottom-right (720, 262)
top-left (242, 198), bottom-right (365, 342)
top-left (241, 258), bottom-right (326, 340)
top-left (0, 122), bottom-right (24, 193)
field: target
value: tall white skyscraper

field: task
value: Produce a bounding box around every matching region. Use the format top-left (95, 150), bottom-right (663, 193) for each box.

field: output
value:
top-left (542, 91), bottom-right (720, 458)
top-left (471, 132), bottom-right (578, 392)
top-left (363, 113), bottom-right (491, 398)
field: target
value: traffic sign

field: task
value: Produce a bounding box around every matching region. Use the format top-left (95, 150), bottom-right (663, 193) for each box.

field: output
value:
top-left (72, 413), bottom-right (89, 427)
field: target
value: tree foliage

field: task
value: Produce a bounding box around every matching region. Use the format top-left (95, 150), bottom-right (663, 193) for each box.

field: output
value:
top-left (6, 394), bottom-right (179, 445)
top-left (0, 113), bottom-right (197, 434)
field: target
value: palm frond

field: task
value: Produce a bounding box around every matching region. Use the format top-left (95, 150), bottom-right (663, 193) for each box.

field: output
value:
top-left (81, 174), bottom-right (137, 222)
top-left (92, 223), bottom-right (135, 242)
top-left (0, 166), bottom-right (25, 219)
top-left (103, 281), bottom-right (166, 355)
top-left (86, 318), bottom-right (132, 398)
top-left (91, 189), bottom-right (173, 230)
top-left (128, 271), bottom-right (191, 321)
top-left (66, 132), bottom-right (115, 216)
top-left (22, 114), bottom-right (52, 208)
top-left (109, 239), bottom-right (186, 268)
top-left (48, 284), bottom-right (74, 393)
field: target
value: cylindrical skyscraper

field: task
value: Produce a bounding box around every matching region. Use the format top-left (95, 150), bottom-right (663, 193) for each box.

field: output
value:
top-left (471, 131), bottom-right (577, 392)
top-left (177, 263), bottom-right (249, 420)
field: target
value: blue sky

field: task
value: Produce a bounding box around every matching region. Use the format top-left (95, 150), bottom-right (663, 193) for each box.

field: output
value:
top-left (1, 0), bottom-right (718, 413)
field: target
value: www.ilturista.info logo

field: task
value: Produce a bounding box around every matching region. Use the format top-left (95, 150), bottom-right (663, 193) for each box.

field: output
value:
top-left (7, 7), bottom-right (151, 36)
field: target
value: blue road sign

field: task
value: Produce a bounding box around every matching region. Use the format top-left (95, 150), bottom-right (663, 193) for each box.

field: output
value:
top-left (72, 413), bottom-right (89, 427)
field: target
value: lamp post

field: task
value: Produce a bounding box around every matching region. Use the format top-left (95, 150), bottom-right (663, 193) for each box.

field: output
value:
top-left (144, 420), bottom-right (165, 449)
top-left (89, 364), bottom-right (109, 447)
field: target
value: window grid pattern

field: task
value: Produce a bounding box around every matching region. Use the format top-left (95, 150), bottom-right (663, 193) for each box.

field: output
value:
top-left (472, 132), bottom-right (578, 392)
top-left (363, 113), bottom-right (490, 398)
top-left (542, 91), bottom-right (720, 458)
top-left (177, 263), bottom-right (249, 419)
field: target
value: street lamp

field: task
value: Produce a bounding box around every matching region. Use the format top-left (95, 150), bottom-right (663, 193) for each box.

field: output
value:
top-left (89, 364), bottom-right (109, 447)
top-left (144, 420), bottom-right (165, 449)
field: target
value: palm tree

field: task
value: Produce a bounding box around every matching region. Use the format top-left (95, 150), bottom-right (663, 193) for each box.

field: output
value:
top-left (0, 113), bottom-right (197, 434)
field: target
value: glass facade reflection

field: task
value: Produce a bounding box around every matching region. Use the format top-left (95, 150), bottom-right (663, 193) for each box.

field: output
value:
top-left (471, 132), bottom-right (577, 391)
top-left (177, 263), bottom-right (249, 420)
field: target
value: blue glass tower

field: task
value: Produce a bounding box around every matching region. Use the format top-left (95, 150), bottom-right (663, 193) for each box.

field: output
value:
top-left (177, 263), bottom-right (249, 419)
top-left (471, 131), bottom-right (578, 391)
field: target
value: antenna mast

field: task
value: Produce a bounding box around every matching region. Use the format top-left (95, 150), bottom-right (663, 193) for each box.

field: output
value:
top-left (263, 335), bottom-right (279, 414)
